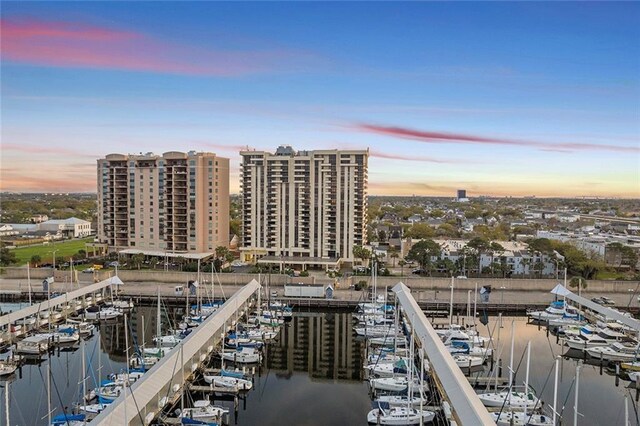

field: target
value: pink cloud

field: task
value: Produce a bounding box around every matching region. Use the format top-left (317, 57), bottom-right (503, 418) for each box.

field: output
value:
top-left (356, 123), bottom-right (639, 154)
top-left (1, 18), bottom-right (311, 76)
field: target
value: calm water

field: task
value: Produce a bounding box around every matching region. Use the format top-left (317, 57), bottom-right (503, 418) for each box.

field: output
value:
top-left (0, 305), bottom-right (636, 425)
top-left (469, 315), bottom-right (636, 426)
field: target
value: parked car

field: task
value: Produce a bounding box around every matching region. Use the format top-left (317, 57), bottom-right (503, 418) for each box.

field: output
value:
top-left (456, 275), bottom-right (468, 279)
top-left (591, 296), bottom-right (615, 306)
top-left (412, 268), bottom-right (426, 275)
top-left (83, 268), bottom-right (95, 273)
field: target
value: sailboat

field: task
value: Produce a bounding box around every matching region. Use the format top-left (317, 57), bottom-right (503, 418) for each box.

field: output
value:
top-left (221, 346), bottom-right (262, 364)
top-left (0, 359), bottom-right (17, 377)
top-left (202, 373), bottom-right (253, 390)
top-left (491, 411), bottom-right (554, 426)
top-left (51, 414), bottom-right (87, 426)
top-left (178, 400), bottom-right (229, 422)
top-left (452, 354), bottom-right (484, 369)
top-left (477, 325), bottom-right (540, 410)
top-left (366, 402), bottom-right (436, 425)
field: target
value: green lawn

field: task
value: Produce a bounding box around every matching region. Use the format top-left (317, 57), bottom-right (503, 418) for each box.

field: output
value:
top-left (596, 269), bottom-right (626, 280)
top-left (11, 237), bottom-right (94, 265)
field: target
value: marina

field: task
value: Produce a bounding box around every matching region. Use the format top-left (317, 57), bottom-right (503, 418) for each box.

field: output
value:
top-left (0, 277), bottom-right (639, 425)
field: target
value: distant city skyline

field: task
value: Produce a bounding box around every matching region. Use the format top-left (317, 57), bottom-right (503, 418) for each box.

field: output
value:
top-left (1, 2), bottom-right (639, 198)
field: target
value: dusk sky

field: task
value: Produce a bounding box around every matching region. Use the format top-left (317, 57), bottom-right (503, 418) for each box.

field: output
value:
top-left (1, 2), bottom-right (639, 197)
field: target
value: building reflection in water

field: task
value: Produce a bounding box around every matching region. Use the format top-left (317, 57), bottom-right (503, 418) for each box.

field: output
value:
top-left (99, 305), bottom-right (183, 363)
top-left (267, 312), bottom-right (365, 382)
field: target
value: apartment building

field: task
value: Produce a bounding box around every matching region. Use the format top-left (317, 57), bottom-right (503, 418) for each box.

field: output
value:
top-left (240, 145), bottom-right (368, 268)
top-left (97, 151), bottom-right (229, 254)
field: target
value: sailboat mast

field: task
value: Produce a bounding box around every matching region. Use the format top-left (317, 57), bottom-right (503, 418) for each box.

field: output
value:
top-left (27, 263), bottom-right (32, 305)
top-left (508, 320), bottom-right (515, 406)
top-left (420, 346), bottom-right (425, 426)
top-left (124, 313), bottom-right (129, 423)
top-left (625, 394), bottom-right (629, 426)
top-left (574, 364), bottom-right (580, 426)
top-left (156, 289), bottom-right (161, 349)
top-left (449, 276), bottom-right (454, 326)
top-left (47, 362), bottom-right (52, 425)
top-left (523, 341), bottom-right (531, 420)
top-left (180, 343), bottom-right (185, 412)
top-left (407, 315), bottom-right (414, 421)
top-left (473, 282), bottom-right (478, 327)
top-left (5, 378), bottom-right (10, 426)
top-left (552, 355), bottom-right (559, 425)
top-left (81, 338), bottom-right (87, 404)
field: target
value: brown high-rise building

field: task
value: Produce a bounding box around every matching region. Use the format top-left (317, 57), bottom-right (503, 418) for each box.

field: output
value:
top-left (97, 151), bottom-right (229, 254)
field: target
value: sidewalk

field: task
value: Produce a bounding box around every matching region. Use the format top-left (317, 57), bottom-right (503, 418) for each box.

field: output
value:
top-left (1, 277), bottom-right (638, 307)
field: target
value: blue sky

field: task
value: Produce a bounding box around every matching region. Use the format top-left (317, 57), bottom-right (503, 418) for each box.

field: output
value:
top-left (1, 2), bottom-right (639, 196)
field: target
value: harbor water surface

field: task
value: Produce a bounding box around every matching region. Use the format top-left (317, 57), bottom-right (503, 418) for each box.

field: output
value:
top-left (0, 305), bottom-right (636, 425)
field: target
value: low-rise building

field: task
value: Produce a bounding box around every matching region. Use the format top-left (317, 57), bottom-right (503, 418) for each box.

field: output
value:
top-left (40, 217), bottom-right (93, 238)
top-left (402, 238), bottom-right (560, 277)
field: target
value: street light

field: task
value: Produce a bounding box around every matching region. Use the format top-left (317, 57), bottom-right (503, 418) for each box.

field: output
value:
top-left (48, 249), bottom-right (59, 270)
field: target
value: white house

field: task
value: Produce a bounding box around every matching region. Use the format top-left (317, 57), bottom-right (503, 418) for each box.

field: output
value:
top-left (39, 217), bottom-right (93, 238)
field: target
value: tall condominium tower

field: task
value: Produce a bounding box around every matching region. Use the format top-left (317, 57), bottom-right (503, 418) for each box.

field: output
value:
top-left (240, 145), bottom-right (368, 268)
top-left (97, 151), bottom-right (229, 254)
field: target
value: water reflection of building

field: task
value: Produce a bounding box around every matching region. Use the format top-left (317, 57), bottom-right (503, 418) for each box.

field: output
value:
top-left (100, 319), bottom-right (127, 362)
top-left (267, 312), bottom-right (364, 381)
top-left (100, 305), bottom-right (184, 362)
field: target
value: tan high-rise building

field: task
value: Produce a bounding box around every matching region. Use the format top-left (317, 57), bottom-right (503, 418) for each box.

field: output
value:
top-left (97, 151), bottom-right (229, 254)
top-left (240, 146), bottom-right (368, 267)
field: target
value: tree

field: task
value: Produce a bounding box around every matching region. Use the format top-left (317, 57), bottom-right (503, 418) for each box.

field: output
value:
top-left (30, 255), bottom-right (42, 267)
top-left (388, 247), bottom-right (399, 267)
top-left (406, 239), bottom-right (441, 276)
top-left (528, 238), bottom-right (554, 255)
top-left (352, 245), bottom-right (371, 266)
top-left (0, 246), bottom-right (17, 266)
top-left (569, 276), bottom-right (588, 290)
top-left (132, 253), bottom-right (145, 270)
top-left (607, 243), bottom-right (638, 271)
top-left (488, 242), bottom-right (505, 276)
top-left (398, 259), bottom-right (406, 276)
top-left (436, 223), bottom-right (458, 238)
top-left (215, 246), bottom-right (230, 260)
top-left (229, 218), bottom-right (241, 237)
top-left (466, 237), bottom-right (490, 276)
top-left (405, 223), bottom-right (435, 239)
top-left (430, 209), bottom-right (444, 218)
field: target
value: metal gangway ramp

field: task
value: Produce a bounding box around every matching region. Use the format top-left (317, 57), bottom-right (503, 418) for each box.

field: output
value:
top-left (0, 277), bottom-right (119, 329)
top-left (91, 279), bottom-right (260, 426)
top-left (393, 282), bottom-right (494, 426)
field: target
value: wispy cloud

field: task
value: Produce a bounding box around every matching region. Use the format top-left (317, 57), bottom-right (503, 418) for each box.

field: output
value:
top-left (3, 143), bottom-right (96, 157)
top-left (368, 149), bottom-right (460, 164)
top-left (1, 18), bottom-right (315, 76)
top-left (355, 123), bottom-right (640, 154)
